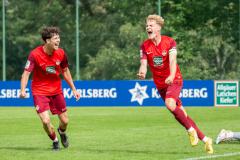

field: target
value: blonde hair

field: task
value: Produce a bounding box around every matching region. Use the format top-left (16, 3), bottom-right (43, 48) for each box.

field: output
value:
top-left (146, 15), bottom-right (164, 27)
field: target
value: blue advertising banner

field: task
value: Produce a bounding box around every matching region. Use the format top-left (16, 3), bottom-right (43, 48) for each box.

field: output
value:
top-left (0, 80), bottom-right (214, 107)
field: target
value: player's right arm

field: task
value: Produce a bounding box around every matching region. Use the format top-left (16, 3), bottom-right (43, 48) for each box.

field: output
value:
top-left (20, 70), bottom-right (31, 98)
top-left (20, 52), bottom-right (35, 98)
top-left (137, 46), bottom-right (148, 79)
top-left (137, 59), bottom-right (147, 79)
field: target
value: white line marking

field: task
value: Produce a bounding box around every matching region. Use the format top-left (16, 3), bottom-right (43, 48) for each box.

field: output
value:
top-left (181, 152), bottom-right (240, 160)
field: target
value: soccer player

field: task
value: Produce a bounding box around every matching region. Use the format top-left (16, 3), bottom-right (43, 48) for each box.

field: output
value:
top-left (137, 15), bottom-right (213, 154)
top-left (20, 26), bottom-right (80, 150)
top-left (216, 129), bottom-right (240, 144)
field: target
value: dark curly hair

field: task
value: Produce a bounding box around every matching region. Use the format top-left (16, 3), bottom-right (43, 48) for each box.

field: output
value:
top-left (41, 26), bottom-right (60, 42)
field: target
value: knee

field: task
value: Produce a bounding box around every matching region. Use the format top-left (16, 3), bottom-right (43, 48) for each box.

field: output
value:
top-left (41, 117), bottom-right (51, 125)
top-left (61, 117), bottom-right (69, 126)
top-left (165, 98), bottom-right (176, 111)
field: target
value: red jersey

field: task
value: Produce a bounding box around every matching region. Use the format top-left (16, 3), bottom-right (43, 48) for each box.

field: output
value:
top-left (140, 35), bottom-right (182, 89)
top-left (24, 46), bottom-right (68, 95)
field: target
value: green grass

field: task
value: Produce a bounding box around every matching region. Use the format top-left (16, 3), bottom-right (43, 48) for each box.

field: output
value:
top-left (0, 107), bottom-right (240, 160)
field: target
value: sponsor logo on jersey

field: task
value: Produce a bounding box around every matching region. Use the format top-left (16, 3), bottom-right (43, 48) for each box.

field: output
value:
top-left (46, 66), bottom-right (56, 74)
top-left (153, 56), bottom-right (163, 66)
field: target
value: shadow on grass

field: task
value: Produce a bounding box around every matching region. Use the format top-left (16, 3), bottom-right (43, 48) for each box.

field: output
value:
top-left (0, 146), bottom-right (52, 151)
top-left (217, 140), bottom-right (240, 144)
top-left (80, 148), bottom-right (191, 155)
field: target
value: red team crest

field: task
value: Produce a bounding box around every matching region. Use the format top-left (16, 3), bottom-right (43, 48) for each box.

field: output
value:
top-left (162, 50), bottom-right (167, 56)
top-left (56, 60), bottom-right (61, 65)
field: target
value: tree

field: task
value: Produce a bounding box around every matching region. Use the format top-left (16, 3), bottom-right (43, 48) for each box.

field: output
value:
top-left (2, 0), bottom-right (75, 79)
top-left (0, 0), bottom-right (239, 80)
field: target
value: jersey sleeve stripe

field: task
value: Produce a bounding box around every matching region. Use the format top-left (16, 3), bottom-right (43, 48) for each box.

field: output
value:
top-left (169, 48), bottom-right (177, 55)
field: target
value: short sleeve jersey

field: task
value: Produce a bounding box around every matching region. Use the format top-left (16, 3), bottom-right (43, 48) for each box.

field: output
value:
top-left (24, 46), bottom-right (68, 95)
top-left (140, 36), bottom-right (182, 89)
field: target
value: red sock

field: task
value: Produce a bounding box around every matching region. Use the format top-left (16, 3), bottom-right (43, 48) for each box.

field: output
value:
top-left (187, 116), bottom-right (205, 140)
top-left (172, 107), bottom-right (191, 130)
top-left (48, 132), bottom-right (56, 141)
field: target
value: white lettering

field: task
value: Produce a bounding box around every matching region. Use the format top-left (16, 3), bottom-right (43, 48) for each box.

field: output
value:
top-left (87, 89), bottom-right (92, 98)
top-left (63, 88), bottom-right (117, 99)
top-left (63, 88), bottom-right (72, 99)
top-left (0, 88), bottom-right (30, 98)
top-left (152, 88), bottom-right (161, 98)
top-left (151, 88), bottom-right (208, 99)
top-left (180, 88), bottom-right (208, 98)
top-left (110, 88), bottom-right (117, 98)
top-left (217, 84), bottom-right (236, 91)
top-left (93, 89), bottom-right (98, 98)
top-left (217, 92), bottom-right (236, 97)
top-left (220, 97), bottom-right (234, 103)
top-left (181, 89), bottom-right (189, 98)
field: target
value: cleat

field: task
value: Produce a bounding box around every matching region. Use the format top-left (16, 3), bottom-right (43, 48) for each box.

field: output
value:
top-left (58, 128), bottom-right (69, 148)
top-left (216, 129), bottom-right (233, 144)
top-left (52, 141), bottom-right (60, 151)
top-left (188, 129), bottom-right (199, 146)
top-left (205, 138), bottom-right (214, 154)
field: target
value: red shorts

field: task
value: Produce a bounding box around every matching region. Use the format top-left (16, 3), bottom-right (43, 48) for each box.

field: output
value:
top-left (158, 81), bottom-right (182, 107)
top-left (33, 93), bottom-right (67, 115)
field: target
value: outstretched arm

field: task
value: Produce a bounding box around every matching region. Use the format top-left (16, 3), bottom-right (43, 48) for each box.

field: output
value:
top-left (62, 67), bottom-right (80, 101)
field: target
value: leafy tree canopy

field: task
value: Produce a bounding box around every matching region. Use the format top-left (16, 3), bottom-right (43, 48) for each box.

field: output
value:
top-left (0, 0), bottom-right (239, 80)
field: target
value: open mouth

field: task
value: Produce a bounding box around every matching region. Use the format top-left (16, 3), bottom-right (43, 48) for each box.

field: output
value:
top-left (54, 43), bottom-right (59, 48)
top-left (147, 31), bottom-right (153, 35)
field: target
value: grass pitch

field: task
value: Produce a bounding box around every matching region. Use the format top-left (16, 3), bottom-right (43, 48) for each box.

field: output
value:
top-left (0, 107), bottom-right (239, 160)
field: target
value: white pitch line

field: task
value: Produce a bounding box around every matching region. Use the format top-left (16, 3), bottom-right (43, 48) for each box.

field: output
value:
top-left (181, 152), bottom-right (240, 160)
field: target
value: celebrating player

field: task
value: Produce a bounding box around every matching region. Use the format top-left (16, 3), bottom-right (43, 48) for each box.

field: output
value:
top-left (20, 26), bottom-right (80, 150)
top-left (137, 15), bottom-right (213, 154)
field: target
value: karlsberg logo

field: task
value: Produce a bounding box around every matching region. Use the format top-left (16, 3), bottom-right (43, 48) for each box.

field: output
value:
top-left (129, 82), bottom-right (149, 105)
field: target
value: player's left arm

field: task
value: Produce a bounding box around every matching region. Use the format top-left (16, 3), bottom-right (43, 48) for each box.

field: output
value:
top-left (62, 67), bottom-right (80, 101)
top-left (165, 47), bottom-right (177, 85)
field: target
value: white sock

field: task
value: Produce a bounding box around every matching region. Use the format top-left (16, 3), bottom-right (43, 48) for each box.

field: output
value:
top-left (187, 127), bottom-right (195, 132)
top-left (202, 136), bottom-right (209, 143)
top-left (53, 137), bottom-right (58, 142)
